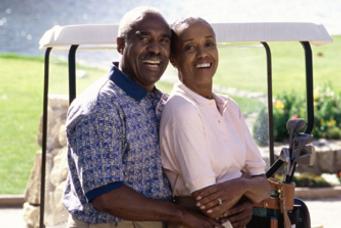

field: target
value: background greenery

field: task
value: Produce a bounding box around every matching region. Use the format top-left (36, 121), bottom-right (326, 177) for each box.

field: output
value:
top-left (0, 36), bottom-right (340, 194)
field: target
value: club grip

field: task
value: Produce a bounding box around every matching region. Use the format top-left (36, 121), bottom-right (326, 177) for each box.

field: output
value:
top-left (266, 159), bottom-right (284, 178)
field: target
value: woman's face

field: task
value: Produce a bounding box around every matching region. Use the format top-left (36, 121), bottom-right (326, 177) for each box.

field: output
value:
top-left (172, 20), bottom-right (218, 89)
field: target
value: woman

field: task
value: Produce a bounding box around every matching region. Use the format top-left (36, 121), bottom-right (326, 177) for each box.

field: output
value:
top-left (160, 17), bottom-right (271, 228)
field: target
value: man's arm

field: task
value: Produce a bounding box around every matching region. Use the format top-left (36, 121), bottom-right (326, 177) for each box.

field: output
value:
top-left (92, 184), bottom-right (222, 228)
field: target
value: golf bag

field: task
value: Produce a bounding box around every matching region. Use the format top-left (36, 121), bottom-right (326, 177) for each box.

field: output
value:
top-left (248, 118), bottom-right (313, 228)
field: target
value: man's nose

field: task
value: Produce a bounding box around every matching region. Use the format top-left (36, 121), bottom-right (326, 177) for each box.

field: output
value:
top-left (147, 41), bottom-right (161, 54)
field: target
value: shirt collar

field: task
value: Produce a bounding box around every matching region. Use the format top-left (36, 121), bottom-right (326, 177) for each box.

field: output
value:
top-left (175, 83), bottom-right (215, 105)
top-left (109, 65), bottom-right (148, 101)
top-left (175, 82), bottom-right (230, 112)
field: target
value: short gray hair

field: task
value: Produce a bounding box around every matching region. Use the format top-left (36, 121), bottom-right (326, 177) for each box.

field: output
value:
top-left (118, 6), bottom-right (163, 38)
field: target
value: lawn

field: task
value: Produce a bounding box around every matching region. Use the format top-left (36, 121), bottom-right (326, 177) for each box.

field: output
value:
top-left (0, 54), bottom-right (107, 194)
top-left (214, 36), bottom-right (341, 95)
top-left (0, 36), bottom-right (340, 194)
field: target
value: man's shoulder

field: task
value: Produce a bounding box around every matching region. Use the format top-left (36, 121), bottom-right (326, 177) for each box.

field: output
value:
top-left (65, 78), bottom-right (125, 130)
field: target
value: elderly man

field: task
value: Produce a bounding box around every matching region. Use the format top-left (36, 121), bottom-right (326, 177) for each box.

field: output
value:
top-left (64, 7), bottom-right (222, 228)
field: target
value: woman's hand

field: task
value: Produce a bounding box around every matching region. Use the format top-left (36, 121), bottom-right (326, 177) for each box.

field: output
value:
top-left (192, 178), bottom-right (246, 219)
top-left (243, 175), bottom-right (271, 203)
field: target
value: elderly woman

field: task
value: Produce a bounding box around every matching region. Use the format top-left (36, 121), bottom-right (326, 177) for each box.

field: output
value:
top-left (160, 17), bottom-right (271, 228)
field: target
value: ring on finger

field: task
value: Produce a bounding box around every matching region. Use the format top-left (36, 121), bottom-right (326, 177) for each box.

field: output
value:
top-left (217, 198), bottom-right (223, 206)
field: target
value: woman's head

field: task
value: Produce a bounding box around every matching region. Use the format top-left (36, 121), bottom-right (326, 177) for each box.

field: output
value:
top-left (171, 17), bottom-right (218, 93)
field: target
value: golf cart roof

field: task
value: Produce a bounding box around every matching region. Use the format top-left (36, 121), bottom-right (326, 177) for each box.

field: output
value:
top-left (39, 22), bottom-right (332, 49)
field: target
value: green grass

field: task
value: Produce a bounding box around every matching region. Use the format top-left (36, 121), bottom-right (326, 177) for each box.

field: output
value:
top-left (214, 36), bottom-right (341, 95)
top-left (0, 36), bottom-right (340, 194)
top-left (0, 54), bottom-right (43, 193)
top-left (0, 53), bottom-right (107, 194)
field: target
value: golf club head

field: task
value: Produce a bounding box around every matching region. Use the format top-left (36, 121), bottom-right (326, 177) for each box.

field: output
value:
top-left (286, 118), bottom-right (306, 137)
top-left (295, 145), bottom-right (315, 165)
top-left (292, 133), bottom-right (314, 158)
top-left (279, 147), bottom-right (291, 162)
top-left (294, 133), bottom-right (313, 145)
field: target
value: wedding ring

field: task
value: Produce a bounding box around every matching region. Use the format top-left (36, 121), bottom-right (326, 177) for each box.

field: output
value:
top-left (217, 198), bottom-right (223, 206)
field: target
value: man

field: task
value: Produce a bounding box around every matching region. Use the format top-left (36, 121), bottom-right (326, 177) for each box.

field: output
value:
top-left (64, 7), bottom-right (221, 228)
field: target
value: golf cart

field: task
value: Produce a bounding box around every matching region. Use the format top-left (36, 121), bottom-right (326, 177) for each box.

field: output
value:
top-left (38, 22), bottom-right (332, 228)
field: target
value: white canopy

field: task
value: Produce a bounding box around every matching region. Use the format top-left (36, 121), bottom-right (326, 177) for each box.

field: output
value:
top-left (39, 22), bottom-right (332, 49)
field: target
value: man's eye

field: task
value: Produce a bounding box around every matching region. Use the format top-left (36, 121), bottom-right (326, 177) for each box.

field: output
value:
top-left (140, 36), bottom-right (150, 43)
top-left (160, 37), bottom-right (170, 45)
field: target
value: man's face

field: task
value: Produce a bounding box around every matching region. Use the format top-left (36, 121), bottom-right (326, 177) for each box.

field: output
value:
top-left (172, 20), bottom-right (218, 89)
top-left (118, 13), bottom-right (171, 91)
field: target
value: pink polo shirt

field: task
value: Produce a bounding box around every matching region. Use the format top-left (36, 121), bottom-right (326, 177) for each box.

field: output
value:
top-left (160, 83), bottom-right (266, 196)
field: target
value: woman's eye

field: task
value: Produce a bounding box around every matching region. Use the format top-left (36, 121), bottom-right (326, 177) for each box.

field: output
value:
top-left (184, 44), bottom-right (195, 52)
top-left (206, 41), bottom-right (216, 47)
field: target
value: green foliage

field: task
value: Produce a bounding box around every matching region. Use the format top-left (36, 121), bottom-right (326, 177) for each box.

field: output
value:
top-left (293, 173), bottom-right (332, 188)
top-left (253, 108), bottom-right (269, 146)
top-left (313, 85), bottom-right (341, 139)
top-left (253, 85), bottom-right (341, 143)
top-left (274, 173), bottom-right (332, 188)
top-left (272, 93), bottom-right (306, 141)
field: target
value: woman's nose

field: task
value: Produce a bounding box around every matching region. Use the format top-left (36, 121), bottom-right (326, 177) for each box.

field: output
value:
top-left (197, 46), bottom-right (208, 58)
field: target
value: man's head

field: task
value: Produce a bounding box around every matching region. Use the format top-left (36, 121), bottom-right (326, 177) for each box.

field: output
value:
top-left (170, 17), bottom-right (218, 90)
top-left (117, 7), bottom-right (171, 91)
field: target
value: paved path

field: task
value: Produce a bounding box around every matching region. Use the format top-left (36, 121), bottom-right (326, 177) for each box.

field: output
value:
top-left (1, 199), bottom-right (341, 228)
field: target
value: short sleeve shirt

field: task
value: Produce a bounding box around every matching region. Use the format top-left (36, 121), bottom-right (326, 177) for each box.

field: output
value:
top-left (160, 83), bottom-right (265, 196)
top-left (64, 66), bottom-right (171, 224)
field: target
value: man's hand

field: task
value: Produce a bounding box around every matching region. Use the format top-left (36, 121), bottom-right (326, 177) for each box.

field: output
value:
top-left (92, 185), bottom-right (223, 228)
top-left (220, 200), bottom-right (253, 228)
top-left (192, 178), bottom-right (246, 219)
top-left (179, 208), bottom-right (224, 228)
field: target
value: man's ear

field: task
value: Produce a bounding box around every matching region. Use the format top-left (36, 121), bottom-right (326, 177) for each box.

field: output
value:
top-left (116, 37), bottom-right (125, 54)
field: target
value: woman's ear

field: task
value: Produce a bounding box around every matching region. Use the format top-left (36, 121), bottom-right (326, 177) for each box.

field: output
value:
top-left (116, 37), bottom-right (125, 54)
top-left (170, 55), bottom-right (177, 68)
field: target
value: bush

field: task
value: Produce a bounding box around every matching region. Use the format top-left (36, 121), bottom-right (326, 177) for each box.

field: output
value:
top-left (293, 173), bottom-right (332, 188)
top-left (253, 108), bottom-right (269, 146)
top-left (253, 85), bottom-right (341, 144)
top-left (274, 174), bottom-right (332, 188)
top-left (313, 86), bottom-right (341, 139)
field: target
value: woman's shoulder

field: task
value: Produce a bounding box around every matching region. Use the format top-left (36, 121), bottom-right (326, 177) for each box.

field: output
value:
top-left (162, 89), bottom-right (201, 122)
top-left (217, 94), bottom-right (240, 108)
top-left (165, 93), bottom-right (199, 115)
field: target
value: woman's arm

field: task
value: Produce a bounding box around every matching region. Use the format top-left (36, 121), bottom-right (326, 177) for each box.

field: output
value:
top-left (243, 175), bottom-right (271, 203)
top-left (192, 175), bottom-right (270, 219)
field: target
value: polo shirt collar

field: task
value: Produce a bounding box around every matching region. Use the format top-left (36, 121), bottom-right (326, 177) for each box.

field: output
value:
top-left (176, 82), bottom-right (230, 112)
top-left (109, 65), bottom-right (148, 101)
top-left (176, 83), bottom-right (215, 105)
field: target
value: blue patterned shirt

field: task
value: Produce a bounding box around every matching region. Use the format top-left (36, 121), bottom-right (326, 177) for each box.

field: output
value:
top-left (64, 65), bottom-right (172, 224)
